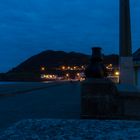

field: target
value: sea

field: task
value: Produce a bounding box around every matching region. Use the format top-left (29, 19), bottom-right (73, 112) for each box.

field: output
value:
top-left (0, 82), bottom-right (20, 85)
top-left (0, 81), bottom-right (53, 85)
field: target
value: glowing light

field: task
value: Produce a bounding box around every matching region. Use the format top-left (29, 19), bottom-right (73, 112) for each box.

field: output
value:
top-left (115, 71), bottom-right (120, 76)
top-left (41, 74), bottom-right (46, 78)
top-left (68, 66), bottom-right (70, 70)
top-left (62, 66), bottom-right (66, 70)
top-left (81, 66), bottom-right (85, 69)
top-left (41, 67), bottom-right (45, 71)
top-left (66, 74), bottom-right (69, 77)
top-left (41, 74), bottom-right (57, 79)
top-left (80, 78), bottom-right (85, 81)
top-left (77, 73), bottom-right (80, 76)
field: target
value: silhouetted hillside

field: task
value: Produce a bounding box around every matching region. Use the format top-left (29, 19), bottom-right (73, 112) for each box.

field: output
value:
top-left (103, 54), bottom-right (119, 66)
top-left (8, 50), bottom-right (90, 73)
top-left (0, 50), bottom-right (119, 81)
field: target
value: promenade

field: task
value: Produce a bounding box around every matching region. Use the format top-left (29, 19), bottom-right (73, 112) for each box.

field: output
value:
top-left (0, 82), bottom-right (80, 130)
top-left (1, 82), bottom-right (140, 139)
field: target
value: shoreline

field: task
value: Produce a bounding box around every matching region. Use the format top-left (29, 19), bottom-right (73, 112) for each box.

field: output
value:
top-left (0, 82), bottom-right (68, 97)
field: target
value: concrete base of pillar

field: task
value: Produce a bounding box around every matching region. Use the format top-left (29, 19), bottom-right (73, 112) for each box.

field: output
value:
top-left (120, 57), bottom-right (135, 85)
top-left (81, 78), bottom-right (120, 119)
top-left (81, 81), bottom-right (140, 119)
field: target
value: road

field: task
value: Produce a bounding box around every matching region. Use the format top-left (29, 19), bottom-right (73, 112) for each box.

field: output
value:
top-left (0, 82), bottom-right (81, 130)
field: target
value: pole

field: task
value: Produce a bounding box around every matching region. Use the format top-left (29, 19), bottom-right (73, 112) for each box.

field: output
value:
top-left (119, 0), bottom-right (135, 85)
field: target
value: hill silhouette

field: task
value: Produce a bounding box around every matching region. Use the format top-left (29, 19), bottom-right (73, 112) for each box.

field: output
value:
top-left (8, 50), bottom-right (89, 73)
top-left (0, 50), bottom-right (119, 81)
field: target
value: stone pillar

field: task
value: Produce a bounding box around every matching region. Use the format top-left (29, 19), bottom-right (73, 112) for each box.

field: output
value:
top-left (119, 0), bottom-right (135, 85)
top-left (81, 48), bottom-right (120, 119)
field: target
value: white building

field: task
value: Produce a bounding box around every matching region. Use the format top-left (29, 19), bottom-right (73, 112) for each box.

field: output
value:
top-left (133, 49), bottom-right (140, 88)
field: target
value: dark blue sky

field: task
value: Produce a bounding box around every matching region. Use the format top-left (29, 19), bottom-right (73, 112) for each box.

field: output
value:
top-left (0, 0), bottom-right (140, 72)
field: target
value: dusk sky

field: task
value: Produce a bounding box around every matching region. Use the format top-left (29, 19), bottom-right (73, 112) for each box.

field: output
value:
top-left (0, 0), bottom-right (140, 72)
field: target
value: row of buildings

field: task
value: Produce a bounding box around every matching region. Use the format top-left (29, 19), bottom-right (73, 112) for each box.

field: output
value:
top-left (40, 64), bottom-right (119, 82)
top-left (38, 48), bottom-right (140, 88)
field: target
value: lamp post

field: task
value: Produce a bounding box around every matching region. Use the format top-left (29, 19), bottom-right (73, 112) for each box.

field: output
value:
top-left (119, 0), bottom-right (135, 85)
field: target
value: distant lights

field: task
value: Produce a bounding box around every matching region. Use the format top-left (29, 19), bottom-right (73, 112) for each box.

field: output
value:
top-left (41, 67), bottom-right (45, 71)
top-left (41, 74), bottom-right (57, 79)
top-left (60, 65), bottom-right (86, 71)
top-left (81, 66), bottom-right (85, 69)
top-left (77, 73), bottom-right (80, 76)
top-left (106, 64), bottom-right (113, 70)
top-left (62, 66), bottom-right (66, 70)
top-left (115, 71), bottom-right (120, 76)
top-left (74, 66), bottom-right (76, 69)
top-left (68, 66), bottom-right (70, 70)
top-left (66, 73), bottom-right (69, 77)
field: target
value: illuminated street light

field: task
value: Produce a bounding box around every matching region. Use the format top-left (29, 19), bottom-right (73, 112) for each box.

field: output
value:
top-left (115, 71), bottom-right (120, 76)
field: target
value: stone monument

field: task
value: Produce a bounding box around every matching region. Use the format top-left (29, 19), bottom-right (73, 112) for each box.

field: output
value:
top-left (81, 0), bottom-right (140, 120)
top-left (81, 47), bottom-right (119, 118)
